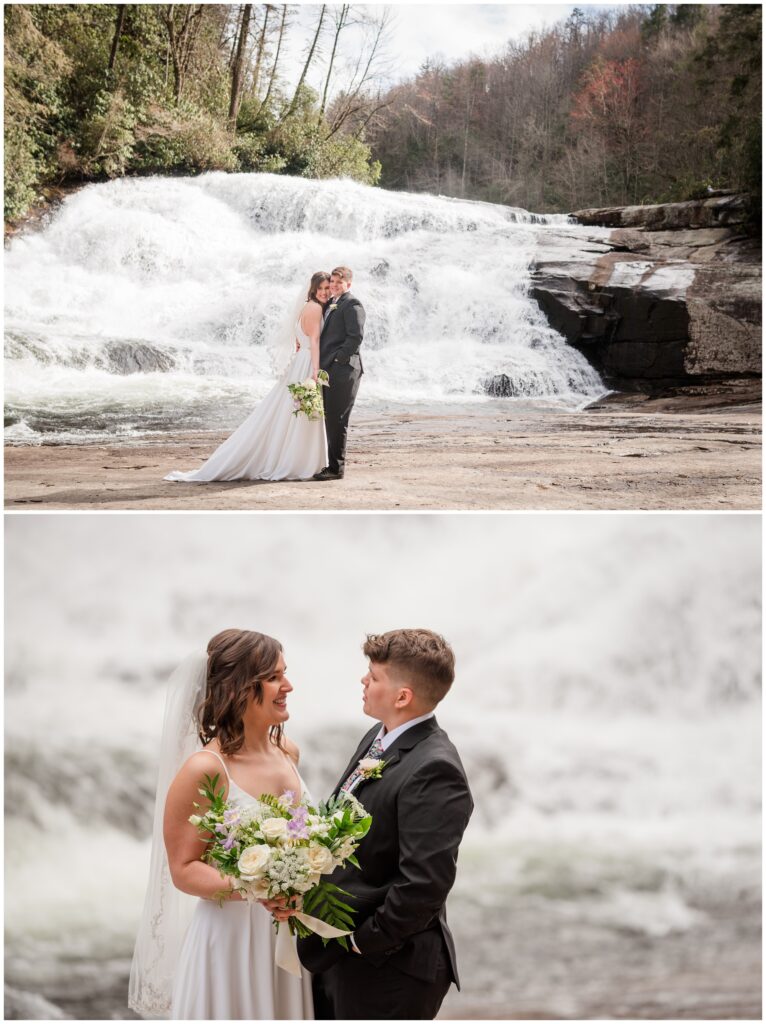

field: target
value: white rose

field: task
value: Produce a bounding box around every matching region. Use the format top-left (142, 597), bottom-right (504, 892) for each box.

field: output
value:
top-left (307, 845), bottom-right (335, 874)
top-left (260, 818), bottom-right (289, 841)
top-left (358, 758), bottom-right (380, 772)
top-left (242, 877), bottom-right (270, 900)
top-left (238, 845), bottom-right (271, 879)
top-left (302, 378), bottom-right (317, 390)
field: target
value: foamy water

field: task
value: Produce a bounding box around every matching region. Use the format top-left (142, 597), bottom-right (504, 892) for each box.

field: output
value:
top-left (4, 174), bottom-right (607, 443)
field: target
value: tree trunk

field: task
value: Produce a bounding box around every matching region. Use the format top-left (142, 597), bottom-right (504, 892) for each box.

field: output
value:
top-left (164, 6), bottom-right (183, 102)
top-left (229, 4), bottom-right (244, 68)
top-left (284, 5), bottom-right (326, 119)
top-left (229, 3), bottom-right (253, 125)
top-left (250, 5), bottom-right (271, 97)
top-left (108, 4), bottom-right (128, 77)
top-left (259, 4), bottom-right (287, 115)
top-left (319, 4), bottom-right (349, 119)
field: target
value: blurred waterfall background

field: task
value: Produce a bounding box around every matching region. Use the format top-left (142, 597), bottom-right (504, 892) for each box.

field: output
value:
top-left (4, 513), bottom-right (761, 1019)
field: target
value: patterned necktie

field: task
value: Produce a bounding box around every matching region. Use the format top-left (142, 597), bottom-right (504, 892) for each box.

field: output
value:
top-left (340, 735), bottom-right (384, 794)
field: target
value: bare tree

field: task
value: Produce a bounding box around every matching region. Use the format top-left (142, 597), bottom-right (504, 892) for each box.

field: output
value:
top-left (259, 3), bottom-right (288, 116)
top-left (162, 4), bottom-right (204, 103)
top-left (107, 4), bottom-right (128, 77)
top-left (324, 8), bottom-right (394, 138)
top-left (284, 4), bottom-right (326, 120)
top-left (229, 3), bottom-right (253, 124)
top-left (319, 4), bottom-right (350, 119)
top-left (249, 4), bottom-right (272, 98)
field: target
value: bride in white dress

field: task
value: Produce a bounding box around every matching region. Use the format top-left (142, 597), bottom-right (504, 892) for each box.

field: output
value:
top-left (128, 629), bottom-right (314, 1020)
top-left (165, 273), bottom-right (330, 483)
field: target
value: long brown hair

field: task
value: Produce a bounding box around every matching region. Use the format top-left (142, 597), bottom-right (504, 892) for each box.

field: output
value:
top-left (307, 271), bottom-right (330, 304)
top-left (197, 629), bottom-right (285, 755)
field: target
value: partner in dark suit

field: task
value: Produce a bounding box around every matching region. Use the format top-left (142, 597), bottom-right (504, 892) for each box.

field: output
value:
top-left (314, 265), bottom-right (365, 481)
top-left (297, 629), bottom-right (474, 1020)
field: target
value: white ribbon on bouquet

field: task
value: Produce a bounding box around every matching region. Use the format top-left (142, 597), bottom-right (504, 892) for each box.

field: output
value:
top-left (275, 914), bottom-right (352, 977)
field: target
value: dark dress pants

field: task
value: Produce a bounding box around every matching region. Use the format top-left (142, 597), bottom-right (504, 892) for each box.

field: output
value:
top-left (324, 361), bottom-right (362, 475)
top-left (311, 944), bottom-right (451, 1020)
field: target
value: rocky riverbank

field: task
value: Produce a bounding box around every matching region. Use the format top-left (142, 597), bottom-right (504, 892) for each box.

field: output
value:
top-left (530, 193), bottom-right (761, 398)
top-left (4, 404), bottom-right (760, 511)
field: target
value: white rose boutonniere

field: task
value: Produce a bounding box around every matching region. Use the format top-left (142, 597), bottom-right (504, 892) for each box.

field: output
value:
top-left (357, 757), bottom-right (386, 781)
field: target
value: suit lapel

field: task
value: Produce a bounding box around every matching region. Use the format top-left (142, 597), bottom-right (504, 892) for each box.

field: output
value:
top-left (332, 723), bottom-right (380, 797)
top-left (321, 293), bottom-right (344, 334)
top-left (333, 717), bottom-right (440, 799)
top-left (384, 715), bottom-right (439, 756)
top-left (348, 717), bottom-right (440, 797)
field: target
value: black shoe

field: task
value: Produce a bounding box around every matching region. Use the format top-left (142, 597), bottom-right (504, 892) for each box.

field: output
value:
top-left (312, 468), bottom-right (343, 481)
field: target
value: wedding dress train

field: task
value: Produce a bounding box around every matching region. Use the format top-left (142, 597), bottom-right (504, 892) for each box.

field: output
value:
top-left (165, 318), bottom-right (327, 482)
top-left (171, 749), bottom-right (314, 1020)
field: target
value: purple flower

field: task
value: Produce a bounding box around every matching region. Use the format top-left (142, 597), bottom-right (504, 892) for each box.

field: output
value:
top-left (223, 809), bottom-right (241, 825)
top-left (222, 834), bottom-right (237, 851)
top-left (215, 823), bottom-right (228, 834)
top-left (287, 805), bottom-right (309, 839)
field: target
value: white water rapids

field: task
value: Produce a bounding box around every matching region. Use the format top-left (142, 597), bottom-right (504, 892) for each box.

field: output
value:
top-left (4, 173), bottom-right (607, 443)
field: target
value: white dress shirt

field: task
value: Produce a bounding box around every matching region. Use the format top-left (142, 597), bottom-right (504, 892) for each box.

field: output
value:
top-left (375, 711), bottom-right (435, 751)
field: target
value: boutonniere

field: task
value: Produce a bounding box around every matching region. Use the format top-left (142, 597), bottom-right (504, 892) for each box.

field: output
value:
top-left (328, 302), bottom-right (338, 311)
top-left (357, 757), bottom-right (386, 781)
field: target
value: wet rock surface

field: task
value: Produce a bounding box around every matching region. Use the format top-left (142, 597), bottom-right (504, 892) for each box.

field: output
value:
top-left (530, 194), bottom-right (761, 397)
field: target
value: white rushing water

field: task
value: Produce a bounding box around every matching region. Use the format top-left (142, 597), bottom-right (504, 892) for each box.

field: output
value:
top-left (4, 173), bottom-right (606, 443)
top-left (4, 514), bottom-right (761, 1018)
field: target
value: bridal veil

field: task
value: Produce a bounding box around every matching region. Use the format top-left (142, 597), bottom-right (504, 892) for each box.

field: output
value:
top-left (128, 653), bottom-right (207, 1017)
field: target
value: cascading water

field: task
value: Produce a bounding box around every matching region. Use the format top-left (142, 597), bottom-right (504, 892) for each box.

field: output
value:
top-left (4, 173), bottom-right (607, 443)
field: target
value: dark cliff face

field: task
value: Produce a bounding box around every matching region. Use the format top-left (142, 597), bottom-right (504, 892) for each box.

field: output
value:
top-left (530, 194), bottom-right (761, 398)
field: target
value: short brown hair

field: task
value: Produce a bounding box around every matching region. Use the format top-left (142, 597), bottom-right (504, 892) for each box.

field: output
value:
top-left (198, 629), bottom-right (284, 754)
top-left (331, 266), bottom-right (353, 283)
top-left (363, 629), bottom-right (455, 708)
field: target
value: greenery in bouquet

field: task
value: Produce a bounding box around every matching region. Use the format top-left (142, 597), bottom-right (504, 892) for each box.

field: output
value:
top-left (287, 370), bottom-right (329, 420)
top-left (190, 773), bottom-right (370, 944)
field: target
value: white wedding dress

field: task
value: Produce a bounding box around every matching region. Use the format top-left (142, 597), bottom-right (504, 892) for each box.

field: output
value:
top-left (171, 749), bottom-right (315, 1020)
top-left (165, 316), bottom-right (327, 482)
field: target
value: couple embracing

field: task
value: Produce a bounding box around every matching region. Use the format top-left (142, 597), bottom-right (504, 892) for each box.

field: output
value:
top-left (129, 627), bottom-right (473, 1021)
top-left (165, 267), bottom-right (364, 484)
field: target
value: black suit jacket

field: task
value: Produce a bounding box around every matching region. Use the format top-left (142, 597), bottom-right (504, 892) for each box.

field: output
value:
top-left (319, 291), bottom-right (365, 373)
top-left (298, 717), bottom-right (473, 987)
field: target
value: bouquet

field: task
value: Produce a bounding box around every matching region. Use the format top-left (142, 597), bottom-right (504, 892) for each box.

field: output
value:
top-left (287, 370), bottom-right (329, 420)
top-left (190, 775), bottom-right (371, 975)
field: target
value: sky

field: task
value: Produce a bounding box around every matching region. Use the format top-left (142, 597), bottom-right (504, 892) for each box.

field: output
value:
top-left (282, 2), bottom-right (586, 93)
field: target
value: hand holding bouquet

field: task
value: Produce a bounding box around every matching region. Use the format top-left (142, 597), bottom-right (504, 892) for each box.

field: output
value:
top-left (190, 776), bottom-right (371, 974)
top-left (288, 370), bottom-right (329, 420)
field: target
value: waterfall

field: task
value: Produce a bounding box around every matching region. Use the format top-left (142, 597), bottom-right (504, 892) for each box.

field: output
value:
top-left (4, 173), bottom-right (606, 443)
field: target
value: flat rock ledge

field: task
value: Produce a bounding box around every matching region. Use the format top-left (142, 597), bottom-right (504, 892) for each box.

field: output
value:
top-left (530, 193), bottom-right (761, 404)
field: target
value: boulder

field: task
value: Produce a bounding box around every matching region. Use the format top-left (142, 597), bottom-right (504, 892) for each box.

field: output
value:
top-left (531, 194), bottom-right (761, 393)
top-left (571, 192), bottom-right (749, 231)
